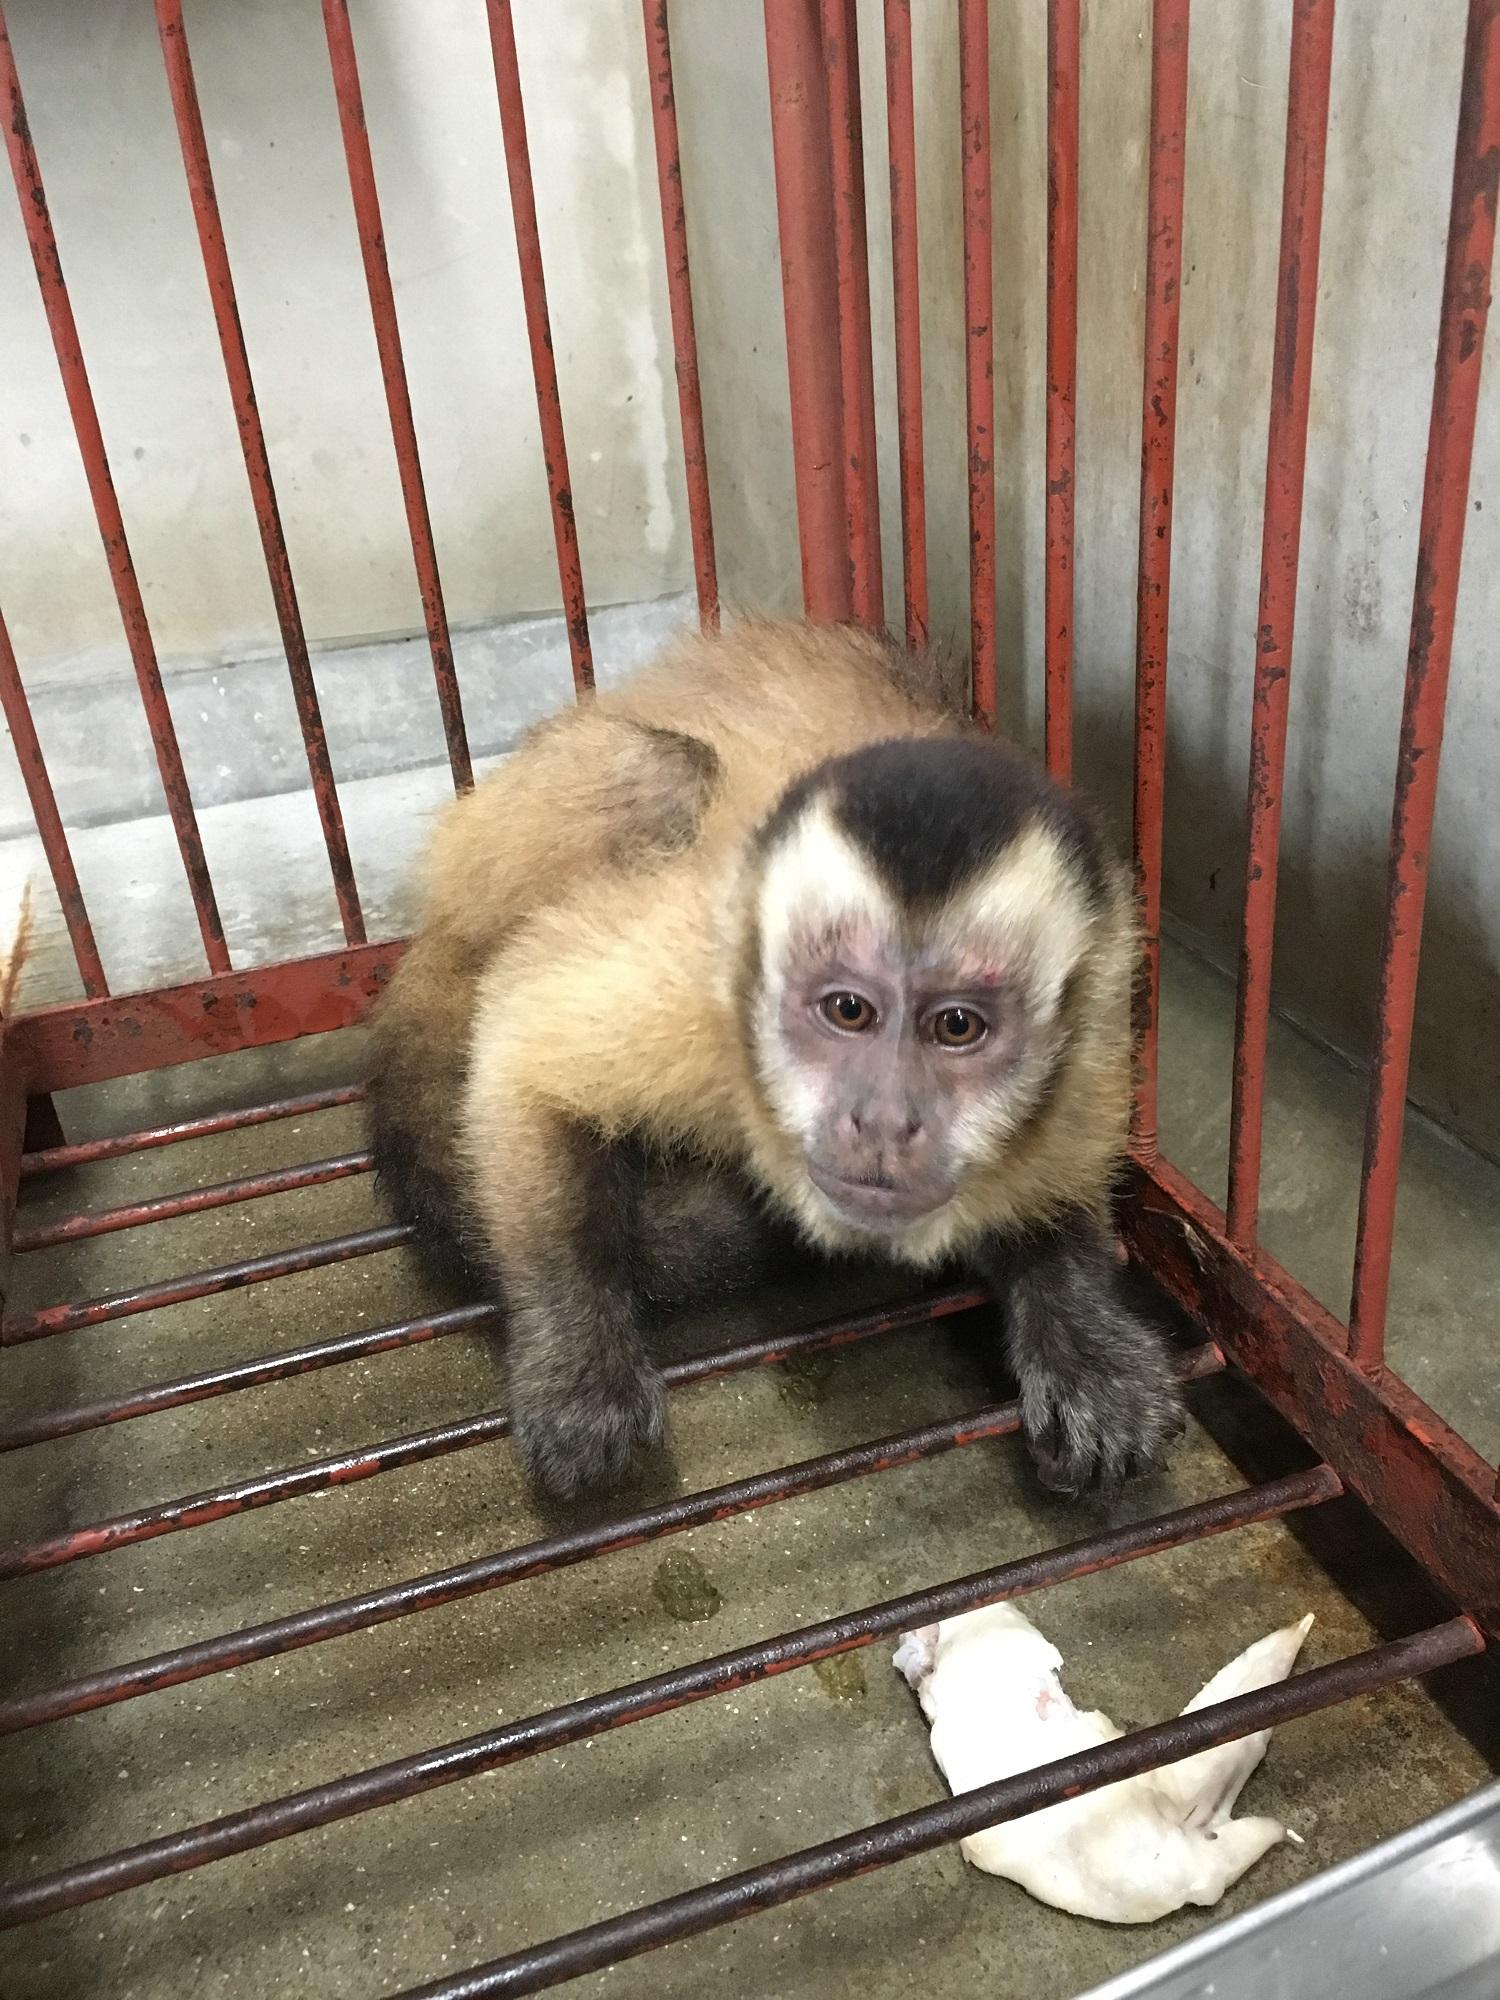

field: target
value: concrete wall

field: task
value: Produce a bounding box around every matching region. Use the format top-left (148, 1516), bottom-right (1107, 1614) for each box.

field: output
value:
top-left (0, 0), bottom-right (1495, 1157)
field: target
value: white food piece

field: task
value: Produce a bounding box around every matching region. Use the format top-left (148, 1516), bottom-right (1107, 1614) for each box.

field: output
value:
top-left (893, 1604), bottom-right (1315, 1924)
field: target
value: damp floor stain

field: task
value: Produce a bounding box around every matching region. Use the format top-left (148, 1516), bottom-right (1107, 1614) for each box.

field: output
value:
top-left (651, 1545), bottom-right (723, 1622)
top-left (813, 1652), bottom-right (868, 1701)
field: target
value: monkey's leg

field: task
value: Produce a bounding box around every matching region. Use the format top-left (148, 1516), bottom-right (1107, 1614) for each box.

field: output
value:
top-left (491, 1121), bottom-right (668, 1498)
top-left (978, 1214), bottom-right (1184, 1495)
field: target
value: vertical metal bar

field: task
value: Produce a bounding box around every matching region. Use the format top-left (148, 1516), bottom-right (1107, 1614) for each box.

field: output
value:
top-left (1129, 0), bottom-right (1191, 1158)
top-left (1044, 0), bottom-right (1079, 781)
top-left (1225, 0), bottom-right (1336, 1248)
top-left (883, 0), bottom-right (928, 649)
top-left (641, 0), bottom-right (720, 633)
top-left (0, 605), bottom-right (107, 998)
top-left (486, 0), bottom-right (595, 694)
top-left (1350, 0), bottom-right (1500, 1368)
top-left (0, 6), bottom-right (229, 975)
top-left (154, 0), bottom-right (365, 947)
top-left (321, 0), bottom-right (473, 793)
top-left (822, 0), bottom-right (884, 630)
top-left (764, 0), bottom-right (852, 624)
top-left (959, 0), bottom-right (997, 725)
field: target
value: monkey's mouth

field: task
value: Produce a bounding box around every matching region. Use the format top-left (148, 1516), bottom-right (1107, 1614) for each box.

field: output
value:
top-left (806, 1164), bottom-right (951, 1225)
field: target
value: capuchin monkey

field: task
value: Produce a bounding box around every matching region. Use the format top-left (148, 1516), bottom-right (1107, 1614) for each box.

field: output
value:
top-left (367, 619), bottom-right (1182, 1499)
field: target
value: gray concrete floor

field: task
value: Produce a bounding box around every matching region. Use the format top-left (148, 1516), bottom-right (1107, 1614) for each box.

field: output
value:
top-left (0, 926), bottom-right (1495, 1999)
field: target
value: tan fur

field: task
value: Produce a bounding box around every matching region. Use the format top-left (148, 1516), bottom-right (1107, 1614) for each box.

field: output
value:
top-left (370, 618), bottom-right (1133, 1279)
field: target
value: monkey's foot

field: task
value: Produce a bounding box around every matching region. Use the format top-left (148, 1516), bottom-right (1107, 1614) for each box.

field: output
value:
top-left (1020, 1335), bottom-right (1185, 1497)
top-left (513, 1363), bottom-right (668, 1498)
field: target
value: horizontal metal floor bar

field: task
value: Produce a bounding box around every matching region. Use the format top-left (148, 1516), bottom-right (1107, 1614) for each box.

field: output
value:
top-left (19, 1084), bottom-right (366, 1176)
top-left (0, 1221), bottom-right (412, 1343)
top-left (0, 1289), bottom-right (988, 1580)
top-left (0, 1302), bottom-right (496, 1453)
top-left (11, 1148), bottom-right (375, 1251)
top-left (0, 1462), bottom-right (1341, 1926)
top-left (387, 1617), bottom-right (1484, 2000)
top-left (3, 1337), bottom-right (1211, 1734)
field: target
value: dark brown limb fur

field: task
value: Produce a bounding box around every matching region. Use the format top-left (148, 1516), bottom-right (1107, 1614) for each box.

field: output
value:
top-left (976, 1212), bottom-right (1184, 1495)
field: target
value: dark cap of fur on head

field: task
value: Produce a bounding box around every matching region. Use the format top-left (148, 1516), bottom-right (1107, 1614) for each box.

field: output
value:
top-left (755, 736), bottom-right (1110, 910)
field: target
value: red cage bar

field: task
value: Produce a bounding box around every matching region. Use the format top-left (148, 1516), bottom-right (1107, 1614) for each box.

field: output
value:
top-left (1225, 0), bottom-right (1337, 1248)
top-left (155, 0), bottom-right (366, 948)
top-left (959, 0), bottom-right (997, 724)
top-left (1044, 0), bottom-right (1080, 781)
top-left (823, 0), bottom-right (885, 629)
top-left (486, 0), bottom-right (594, 693)
top-left (1349, 0), bottom-right (1500, 1368)
top-left (641, 0), bottom-right (720, 631)
top-left (0, 604), bottom-right (106, 999)
top-left (883, 0), bottom-right (929, 648)
top-left (765, 0), bottom-right (852, 623)
top-left (0, 1), bottom-right (1497, 1990)
top-left (0, 4), bottom-right (229, 976)
top-left (322, 0), bottom-right (474, 794)
top-left (1130, 0), bottom-right (1191, 1155)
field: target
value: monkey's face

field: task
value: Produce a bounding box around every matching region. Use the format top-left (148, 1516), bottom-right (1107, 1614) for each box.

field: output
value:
top-left (748, 788), bottom-right (1096, 1247)
top-left (770, 922), bottom-right (1031, 1229)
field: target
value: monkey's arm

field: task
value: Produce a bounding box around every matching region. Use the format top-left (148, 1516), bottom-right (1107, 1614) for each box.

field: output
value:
top-left (468, 1099), bottom-right (667, 1496)
top-left (976, 1213), bottom-right (1184, 1494)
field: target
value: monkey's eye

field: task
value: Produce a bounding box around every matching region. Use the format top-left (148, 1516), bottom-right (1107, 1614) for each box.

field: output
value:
top-left (820, 992), bottom-right (877, 1034)
top-left (930, 1006), bottom-right (988, 1048)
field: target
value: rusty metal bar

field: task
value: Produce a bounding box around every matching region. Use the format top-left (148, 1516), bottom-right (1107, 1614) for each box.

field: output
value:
top-left (321, 0), bottom-right (473, 792)
top-left (486, 0), bottom-right (594, 693)
top-left (391, 1616), bottom-right (1479, 2000)
top-left (154, 0), bottom-right (366, 946)
top-left (0, 1338), bottom-right (1223, 1737)
top-left (1045, 0), bottom-right (1080, 781)
top-left (20, 1083), bottom-right (365, 1177)
top-left (0, 1304), bottom-right (493, 1456)
top-left (11, 1148), bottom-right (373, 1253)
top-left (959, 0), bottom-right (997, 724)
top-left (823, 0), bottom-right (884, 629)
top-left (764, 0), bottom-right (852, 622)
top-left (1225, 0), bottom-right (1337, 1247)
top-left (0, 1221), bottom-right (410, 1347)
top-left (641, 0), bottom-right (719, 631)
top-left (10, 942), bottom-right (401, 1094)
top-left (883, 0), bottom-right (928, 648)
top-left (0, 1290), bottom-right (985, 1578)
top-left (0, 605), bottom-right (107, 999)
top-left (1349, 0), bottom-right (1500, 1368)
top-left (1130, 0), bottom-right (1191, 1158)
top-left (0, 7), bottom-right (229, 976)
top-left (0, 1461), bottom-right (1338, 1922)
top-left (1123, 1153), bottom-right (1500, 1638)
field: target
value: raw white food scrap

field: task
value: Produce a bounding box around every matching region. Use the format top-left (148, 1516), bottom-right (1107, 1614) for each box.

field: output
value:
top-left (893, 1603), bottom-right (1314, 1924)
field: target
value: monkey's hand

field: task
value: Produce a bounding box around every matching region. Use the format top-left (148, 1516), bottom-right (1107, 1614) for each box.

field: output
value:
top-left (985, 1218), bottom-right (1186, 1496)
top-left (508, 1311), bottom-right (668, 1499)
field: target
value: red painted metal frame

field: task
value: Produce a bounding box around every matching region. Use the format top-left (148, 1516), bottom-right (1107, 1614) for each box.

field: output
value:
top-left (1349, 0), bottom-right (1500, 1368)
top-left (641, 0), bottom-right (720, 632)
top-left (883, 0), bottom-right (929, 648)
top-left (1130, 0), bottom-right (1191, 1156)
top-left (155, 0), bottom-right (367, 949)
top-left (765, 0), bottom-right (852, 623)
top-left (486, 0), bottom-right (594, 693)
top-left (959, 0), bottom-right (997, 725)
top-left (823, 0), bottom-right (885, 630)
top-left (0, 4), bottom-right (229, 976)
top-left (1045, 0), bottom-right (1080, 781)
top-left (322, 0), bottom-right (474, 793)
top-left (20, 1082), bottom-right (365, 1177)
top-left (1226, 0), bottom-right (1337, 1249)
